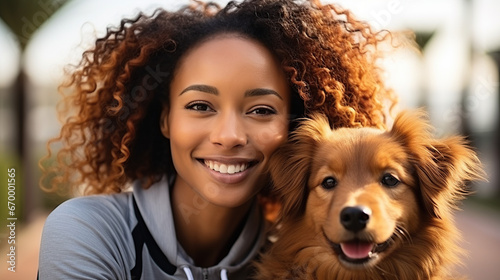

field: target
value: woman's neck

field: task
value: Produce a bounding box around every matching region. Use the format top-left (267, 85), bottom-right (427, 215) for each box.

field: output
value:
top-left (171, 179), bottom-right (254, 267)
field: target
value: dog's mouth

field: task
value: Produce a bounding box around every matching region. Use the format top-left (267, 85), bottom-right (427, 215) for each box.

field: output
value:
top-left (322, 229), bottom-right (392, 268)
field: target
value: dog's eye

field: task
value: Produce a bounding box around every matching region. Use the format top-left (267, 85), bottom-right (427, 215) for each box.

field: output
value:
top-left (321, 177), bottom-right (338, 190)
top-left (381, 173), bottom-right (400, 187)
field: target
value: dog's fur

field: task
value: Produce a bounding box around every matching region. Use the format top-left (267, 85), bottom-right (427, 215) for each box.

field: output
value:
top-left (255, 110), bottom-right (485, 280)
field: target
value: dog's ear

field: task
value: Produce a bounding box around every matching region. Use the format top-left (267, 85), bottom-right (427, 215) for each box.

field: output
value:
top-left (390, 110), bottom-right (485, 218)
top-left (269, 112), bottom-right (333, 220)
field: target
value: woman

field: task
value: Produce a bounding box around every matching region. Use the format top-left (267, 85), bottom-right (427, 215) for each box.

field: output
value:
top-left (38, 0), bottom-right (395, 279)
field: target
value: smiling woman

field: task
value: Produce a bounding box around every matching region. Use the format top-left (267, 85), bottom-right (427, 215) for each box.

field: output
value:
top-left (165, 35), bottom-right (289, 211)
top-left (162, 35), bottom-right (291, 266)
top-left (38, 0), bottom-right (396, 279)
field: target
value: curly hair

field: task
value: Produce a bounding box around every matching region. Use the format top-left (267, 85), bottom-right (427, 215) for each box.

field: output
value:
top-left (40, 0), bottom-right (397, 195)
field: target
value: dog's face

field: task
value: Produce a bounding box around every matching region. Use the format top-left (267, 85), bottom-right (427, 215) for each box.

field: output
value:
top-left (269, 110), bottom-right (484, 270)
top-left (305, 124), bottom-right (420, 269)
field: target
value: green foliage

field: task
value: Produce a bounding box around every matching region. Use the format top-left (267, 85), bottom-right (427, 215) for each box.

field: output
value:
top-left (0, 0), bottom-right (69, 49)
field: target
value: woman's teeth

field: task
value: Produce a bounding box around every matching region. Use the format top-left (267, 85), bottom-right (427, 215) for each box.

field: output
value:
top-left (204, 160), bottom-right (249, 174)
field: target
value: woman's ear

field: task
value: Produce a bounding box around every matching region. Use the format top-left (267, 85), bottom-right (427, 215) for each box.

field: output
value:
top-left (160, 106), bottom-right (170, 139)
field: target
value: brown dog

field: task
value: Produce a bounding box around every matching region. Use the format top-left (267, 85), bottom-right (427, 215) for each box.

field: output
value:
top-left (255, 110), bottom-right (485, 280)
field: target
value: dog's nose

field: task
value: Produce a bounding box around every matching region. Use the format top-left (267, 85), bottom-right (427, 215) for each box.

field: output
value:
top-left (340, 206), bottom-right (371, 232)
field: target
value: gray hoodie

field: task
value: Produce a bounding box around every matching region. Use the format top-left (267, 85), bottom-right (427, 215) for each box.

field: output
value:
top-left (38, 176), bottom-right (267, 279)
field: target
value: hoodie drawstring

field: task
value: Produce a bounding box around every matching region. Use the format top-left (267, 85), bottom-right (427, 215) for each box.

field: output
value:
top-left (182, 265), bottom-right (229, 280)
top-left (220, 268), bottom-right (228, 280)
top-left (182, 266), bottom-right (194, 280)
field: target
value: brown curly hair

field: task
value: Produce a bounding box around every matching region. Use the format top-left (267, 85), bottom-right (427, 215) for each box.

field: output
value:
top-left (40, 0), bottom-right (397, 195)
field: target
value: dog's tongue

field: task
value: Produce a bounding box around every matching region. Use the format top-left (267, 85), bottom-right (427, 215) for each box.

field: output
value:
top-left (340, 241), bottom-right (373, 259)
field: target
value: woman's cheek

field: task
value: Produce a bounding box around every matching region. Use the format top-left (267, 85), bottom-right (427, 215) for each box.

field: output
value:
top-left (254, 119), bottom-right (289, 154)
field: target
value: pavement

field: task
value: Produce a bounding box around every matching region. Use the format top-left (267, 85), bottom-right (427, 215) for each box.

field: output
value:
top-left (1, 202), bottom-right (499, 280)
top-left (454, 202), bottom-right (500, 280)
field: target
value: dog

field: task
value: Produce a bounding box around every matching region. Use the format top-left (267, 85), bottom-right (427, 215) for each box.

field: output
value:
top-left (255, 110), bottom-right (485, 280)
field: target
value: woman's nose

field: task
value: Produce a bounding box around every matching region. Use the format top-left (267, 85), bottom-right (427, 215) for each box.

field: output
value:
top-left (209, 113), bottom-right (247, 148)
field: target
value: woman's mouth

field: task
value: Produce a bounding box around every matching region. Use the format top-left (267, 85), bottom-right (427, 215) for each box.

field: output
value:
top-left (203, 160), bottom-right (252, 174)
top-left (200, 159), bottom-right (258, 184)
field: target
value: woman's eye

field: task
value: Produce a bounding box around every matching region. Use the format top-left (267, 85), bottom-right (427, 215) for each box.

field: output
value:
top-left (185, 102), bottom-right (214, 112)
top-left (248, 106), bottom-right (276, 116)
top-left (381, 173), bottom-right (400, 188)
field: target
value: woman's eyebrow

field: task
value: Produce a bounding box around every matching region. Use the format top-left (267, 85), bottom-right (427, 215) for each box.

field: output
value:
top-left (179, 85), bottom-right (282, 100)
top-left (245, 88), bottom-right (283, 100)
top-left (179, 84), bottom-right (219, 95)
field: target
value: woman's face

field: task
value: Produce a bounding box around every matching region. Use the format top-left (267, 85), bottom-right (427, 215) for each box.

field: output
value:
top-left (163, 35), bottom-right (290, 208)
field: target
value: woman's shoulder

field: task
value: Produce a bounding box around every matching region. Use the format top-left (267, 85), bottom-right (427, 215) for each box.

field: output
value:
top-left (39, 192), bottom-right (135, 279)
top-left (46, 192), bottom-right (132, 226)
top-left (43, 192), bottom-right (136, 240)
top-left (42, 192), bottom-right (135, 245)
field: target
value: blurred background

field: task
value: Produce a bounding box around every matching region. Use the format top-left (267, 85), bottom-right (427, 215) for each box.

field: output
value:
top-left (0, 0), bottom-right (499, 279)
